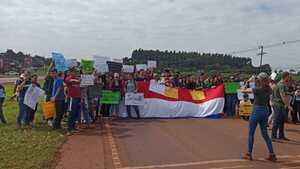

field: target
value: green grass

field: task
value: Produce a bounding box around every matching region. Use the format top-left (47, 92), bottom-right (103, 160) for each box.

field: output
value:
top-left (0, 84), bottom-right (66, 169)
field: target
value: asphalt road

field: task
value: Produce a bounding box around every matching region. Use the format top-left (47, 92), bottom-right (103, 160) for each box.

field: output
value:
top-left (105, 118), bottom-right (300, 169)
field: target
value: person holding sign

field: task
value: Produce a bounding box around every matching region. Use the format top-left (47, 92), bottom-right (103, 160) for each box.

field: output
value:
top-left (25, 74), bottom-right (41, 127)
top-left (16, 72), bottom-right (32, 127)
top-left (124, 74), bottom-right (140, 119)
top-left (51, 72), bottom-right (66, 129)
top-left (109, 73), bottom-right (121, 117)
top-left (241, 72), bottom-right (277, 162)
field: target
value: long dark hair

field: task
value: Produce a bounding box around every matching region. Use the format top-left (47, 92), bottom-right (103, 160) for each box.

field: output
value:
top-left (255, 78), bottom-right (271, 92)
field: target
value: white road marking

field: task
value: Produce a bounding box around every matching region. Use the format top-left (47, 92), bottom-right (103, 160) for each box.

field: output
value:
top-left (209, 165), bottom-right (254, 169)
top-left (281, 167), bottom-right (300, 169)
top-left (118, 155), bottom-right (300, 169)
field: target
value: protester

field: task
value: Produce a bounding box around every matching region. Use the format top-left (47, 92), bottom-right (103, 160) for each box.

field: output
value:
top-left (88, 74), bottom-right (104, 122)
top-left (65, 69), bottom-right (81, 134)
top-left (241, 72), bottom-right (277, 162)
top-left (43, 69), bottom-right (57, 101)
top-left (52, 72), bottom-right (66, 129)
top-left (271, 72), bottom-right (293, 141)
top-left (225, 76), bottom-right (238, 117)
top-left (109, 73), bottom-right (121, 117)
top-left (16, 72), bottom-right (31, 127)
top-left (291, 85), bottom-right (300, 124)
top-left (80, 86), bottom-right (92, 128)
top-left (125, 74), bottom-right (140, 119)
top-left (25, 74), bottom-right (41, 127)
top-left (0, 83), bottom-right (7, 124)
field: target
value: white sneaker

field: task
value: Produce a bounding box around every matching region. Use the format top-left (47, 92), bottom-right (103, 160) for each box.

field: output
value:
top-left (47, 120), bottom-right (53, 127)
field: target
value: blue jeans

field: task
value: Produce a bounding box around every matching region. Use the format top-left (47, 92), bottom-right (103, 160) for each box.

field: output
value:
top-left (248, 105), bottom-right (274, 154)
top-left (68, 98), bottom-right (81, 131)
top-left (272, 105), bottom-right (287, 139)
top-left (110, 104), bottom-right (119, 117)
top-left (81, 98), bottom-right (91, 124)
top-left (226, 94), bottom-right (237, 117)
top-left (17, 98), bottom-right (27, 125)
top-left (0, 98), bottom-right (6, 123)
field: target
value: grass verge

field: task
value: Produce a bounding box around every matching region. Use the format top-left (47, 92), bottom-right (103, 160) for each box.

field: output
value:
top-left (0, 84), bottom-right (66, 169)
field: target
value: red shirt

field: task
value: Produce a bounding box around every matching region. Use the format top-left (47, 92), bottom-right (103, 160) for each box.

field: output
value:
top-left (65, 76), bottom-right (81, 98)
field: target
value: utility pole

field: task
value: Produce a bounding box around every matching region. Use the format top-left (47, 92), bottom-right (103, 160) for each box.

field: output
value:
top-left (257, 45), bottom-right (267, 72)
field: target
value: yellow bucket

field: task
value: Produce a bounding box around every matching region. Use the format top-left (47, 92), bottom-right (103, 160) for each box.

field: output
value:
top-left (42, 101), bottom-right (56, 119)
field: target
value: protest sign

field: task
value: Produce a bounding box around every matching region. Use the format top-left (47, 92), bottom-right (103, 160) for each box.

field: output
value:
top-left (122, 65), bottom-right (134, 73)
top-left (66, 59), bottom-right (78, 68)
top-left (136, 64), bottom-right (147, 71)
top-left (125, 93), bottom-right (145, 106)
top-left (24, 85), bottom-right (45, 110)
top-left (80, 59), bottom-right (94, 74)
top-left (237, 89), bottom-right (254, 100)
top-left (147, 60), bottom-right (157, 69)
top-left (224, 82), bottom-right (240, 94)
top-left (80, 74), bottom-right (94, 87)
top-left (101, 90), bottom-right (121, 104)
top-left (107, 61), bottom-right (123, 73)
top-left (52, 52), bottom-right (67, 71)
top-left (249, 82), bottom-right (255, 89)
top-left (94, 56), bottom-right (110, 73)
top-left (149, 81), bottom-right (165, 95)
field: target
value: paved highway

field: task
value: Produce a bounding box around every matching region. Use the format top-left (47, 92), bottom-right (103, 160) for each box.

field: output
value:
top-left (104, 118), bottom-right (300, 169)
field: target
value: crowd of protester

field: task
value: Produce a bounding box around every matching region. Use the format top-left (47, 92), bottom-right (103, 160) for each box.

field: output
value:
top-left (0, 67), bottom-right (299, 138)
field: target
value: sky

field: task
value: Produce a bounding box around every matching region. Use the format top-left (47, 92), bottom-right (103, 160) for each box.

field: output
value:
top-left (0, 0), bottom-right (300, 68)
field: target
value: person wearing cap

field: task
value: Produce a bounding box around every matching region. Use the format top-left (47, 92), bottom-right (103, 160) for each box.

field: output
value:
top-left (241, 72), bottom-right (277, 162)
top-left (271, 72), bottom-right (293, 141)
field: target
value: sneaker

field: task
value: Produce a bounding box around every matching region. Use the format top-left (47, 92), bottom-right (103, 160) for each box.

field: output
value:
top-left (241, 153), bottom-right (253, 161)
top-left (279, 137), bottom-right (290, 141)
top-left (266, 154), bottom-right (277, 162)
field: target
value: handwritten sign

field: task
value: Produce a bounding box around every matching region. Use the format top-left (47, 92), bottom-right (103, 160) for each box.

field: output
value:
top-left (24, 85), bottom-right (45, 110)
top-left (80, 74), bottom-right (95, 87)
top-left (136, 64), bottom-right (147, 71)
top-left (94, 56), bottom-right (111, 73)
top-left (80, 59), bottom-right (94, 74)
top-left (122, 65), bottom-right (134, 73)
top-left (125, 93), bottom-right (145, 106)
top-left (101, 90), bottom-right (121, 104)
top-left (66, 59), bottom-right (78, 68)
top-left (224, 82), bottom-right (240, 94)
top-left (52, 52), bottom-right (67, 71)
top-left (149, 81), bottom-right (165, 95)
top-left (147, 60), bottom-right (157, 69)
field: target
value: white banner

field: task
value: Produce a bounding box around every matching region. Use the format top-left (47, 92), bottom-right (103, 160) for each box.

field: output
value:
top-left (136, 64), bottom-right (147, 71)
top-left (94, 56), bottom-right (111, 73)
top-left (24, 85), bottom-right (45, 110)
top-left (147, 60), bottom-right (157, 68)
top-left (80, 74), bottom-right (95, 87)
top-left (122, 65), bottom-right (134, 73)
top-left (125, 93), bottom-right (145, 106)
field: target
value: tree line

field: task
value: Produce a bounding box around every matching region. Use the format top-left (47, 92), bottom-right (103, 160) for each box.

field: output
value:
top-left (123, 49), bottom-right (271, 73)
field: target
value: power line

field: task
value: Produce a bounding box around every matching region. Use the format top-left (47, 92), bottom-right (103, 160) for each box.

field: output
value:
top-left (229, 39), bottom-right (300, 71)
top-left (229, 39), bottom-right (300, 55)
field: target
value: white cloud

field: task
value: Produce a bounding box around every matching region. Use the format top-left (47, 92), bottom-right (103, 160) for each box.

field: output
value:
top-left (0, 0), bottom-right (299, 66)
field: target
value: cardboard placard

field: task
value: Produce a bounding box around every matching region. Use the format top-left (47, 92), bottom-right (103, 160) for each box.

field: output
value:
top-left (125, 93), bottom-right (145, 106)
